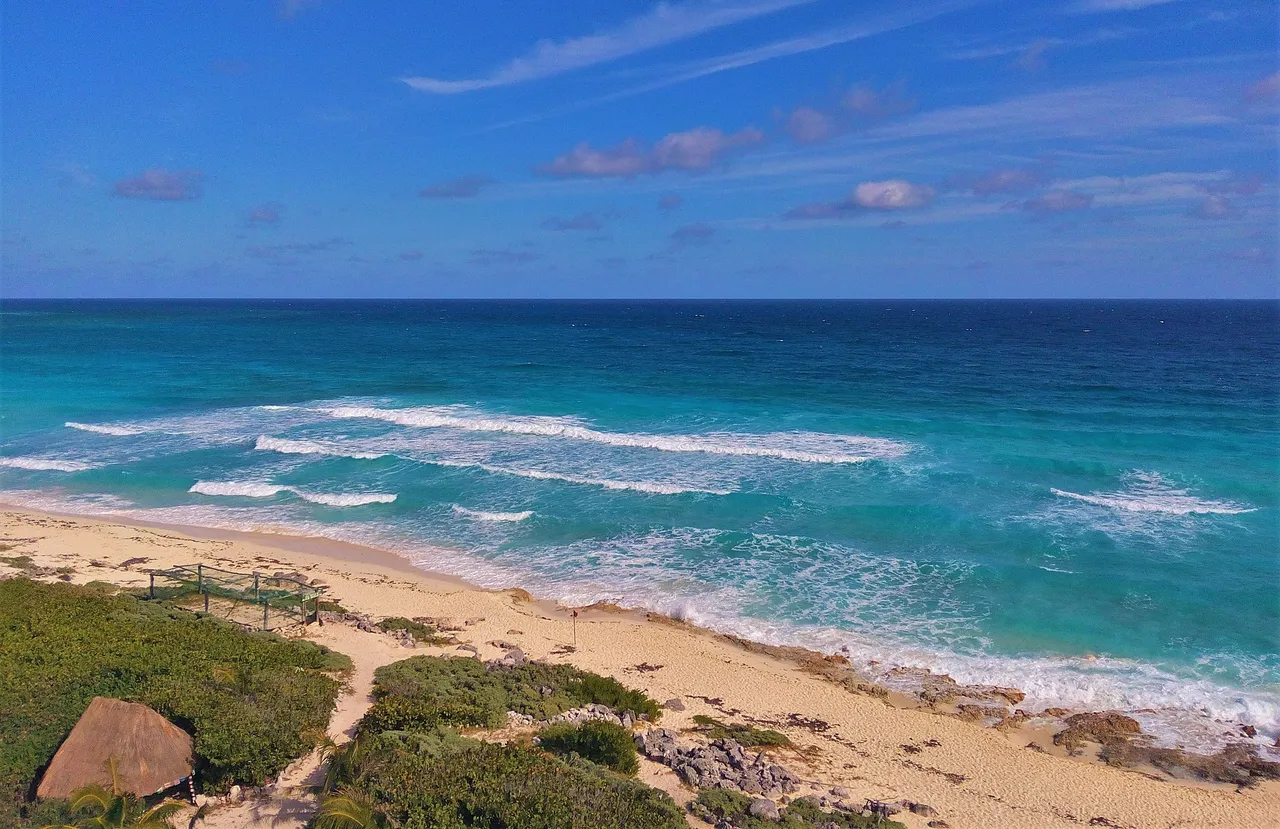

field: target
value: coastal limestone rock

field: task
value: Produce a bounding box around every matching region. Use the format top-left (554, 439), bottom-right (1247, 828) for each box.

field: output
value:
top-left (906, 801), bottom-right (939, 817)
top-left (748, 797), bottom-right (781, 821)
top-left (829, 786), bottom-right (851, 798)
top-left (634, 728), bottom-right (800, 797)
top-left (663, 697), bottom-right (686, 711)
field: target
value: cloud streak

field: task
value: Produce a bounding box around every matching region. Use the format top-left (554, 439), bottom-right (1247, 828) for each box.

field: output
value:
top-left (541, 125), bottom-right (763, 177)
top-left (402, 0), bottom-right (813, 94)
top-left (420, 174), bottom-right (495, 198)
top-left (113, 169), bottom-right (203, 201)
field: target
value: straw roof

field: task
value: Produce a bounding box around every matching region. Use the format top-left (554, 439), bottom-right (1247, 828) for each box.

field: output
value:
top-left (37, 697), bottom-right (193, 800)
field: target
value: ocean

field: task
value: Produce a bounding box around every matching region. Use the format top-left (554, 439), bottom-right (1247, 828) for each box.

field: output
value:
top-left (2, 299), bottom-right (1276, 751)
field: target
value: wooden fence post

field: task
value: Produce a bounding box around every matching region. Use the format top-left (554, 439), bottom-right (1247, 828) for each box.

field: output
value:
top-left (263, 599), bottom-right (269, 630)
top-left (149, 573), bottom-right (155, 599)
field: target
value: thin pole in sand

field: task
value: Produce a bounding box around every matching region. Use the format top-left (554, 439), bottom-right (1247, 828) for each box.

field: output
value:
top-left (572, 610), bottom-right (579, 648)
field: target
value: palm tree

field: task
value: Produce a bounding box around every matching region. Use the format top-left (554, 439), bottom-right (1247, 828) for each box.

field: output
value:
top-left (41, 756), bottom-right (186, 829)
top-left (311, 788), bottom-right (390, 829)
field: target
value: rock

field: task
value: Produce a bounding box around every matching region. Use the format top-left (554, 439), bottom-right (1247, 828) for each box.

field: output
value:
top-left (928, 822), bottom-right (951, 828)
top-left (1241, 724), bottom-right (1257, 738)
top-left (1054, 711), bottom-right (1143, 752)
top-left (663, 697), bottom-right (686, 711)
top-left (457, 643), bottom-right (479, 656)
top-left (487, 639), bottom-right (518, 650)
top-left (193, 794), bottom-right (209, 807)
top-left (227, 785), bottom-right (242, 803)
top-left (465, 616), bottom-right (485, 626)
top-left (621, 712), bottom-right (634, 729)
top-left (748, 798), bottom-right (780, 821)
top-left (829, 786), bottom-right (851, 798)
top-left (907, 801), bottom-right (939, 817)
top-left (486, 647), bottom-right (528, 669)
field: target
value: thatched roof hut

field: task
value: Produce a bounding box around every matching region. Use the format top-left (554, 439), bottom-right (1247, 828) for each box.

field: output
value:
top-left (37, 697), bottom-right (193, 800)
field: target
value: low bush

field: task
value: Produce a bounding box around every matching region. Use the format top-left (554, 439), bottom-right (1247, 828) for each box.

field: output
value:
top-left (537, 720), bottom-right (639, 776)
top-left (368, 654), bottom-right (661, 729)
top-left (690, 715), bottom-right (791, 747)
top-left (375, 616), bottom-right (452, 645)
top-left (349, 738), bottom-right (685, 829)
top-left (0, 578), bottom-right (349, 825)
top-left (692, 789), bottom-right (906, 829)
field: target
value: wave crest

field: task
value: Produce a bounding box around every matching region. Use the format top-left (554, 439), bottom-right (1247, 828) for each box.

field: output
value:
top-left (451, 505), bottom-right (533, 522)
top-left (321, 405), bottom-right (908, 464)
top-left (254, 435), bottom-right (386, 460)
top-left (1051, 472), bottom-right (1256, 516)
top-left (189, 480), bottom-right (396, 506)
top-left (0, 457), bottom-right (97, 472)
top-left (65, 422), bottom-right (145, 436)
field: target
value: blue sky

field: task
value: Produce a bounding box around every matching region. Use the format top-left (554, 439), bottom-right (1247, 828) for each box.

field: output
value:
top-left (1, 0), bottom-right (1276, 298)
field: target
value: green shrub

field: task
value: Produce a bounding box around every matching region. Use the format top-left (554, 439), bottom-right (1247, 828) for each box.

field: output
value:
top-left (0, 577), bottom-right (349, 820)
top-left (690, 715), bottom-right (791, 747)
top-left (368, 655), bottom-right (660, 733)
top-left (352, 738), bottom-right (684, 829)
top-left (537, 721), bottom-right (639, 776)
top-left (375, 617), bottom-right (452, 645)
top-left (692, 788), bottom-right (906, 829)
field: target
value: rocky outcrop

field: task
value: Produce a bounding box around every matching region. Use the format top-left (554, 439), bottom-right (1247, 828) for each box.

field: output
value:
top-left (507, 703), bottom-right (638, 729)
top-left (635, 729), bottom-right (800, 797)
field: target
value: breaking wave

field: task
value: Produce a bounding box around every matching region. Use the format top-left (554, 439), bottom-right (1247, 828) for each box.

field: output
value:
top-left (189, 480), bottom-right (396, 506)
top-left (254, 435), bottom-right (386, 460)
top-left (1051, 472), bottom-right (1256, 516)
top-left (65, 421), bottom-right (145, 436)
top-left (0, 457), bottom-right (97, 472)
top-left (321, 405), bottom-right (908, 464)
top-left (451, 505), bottom-right (534, 522)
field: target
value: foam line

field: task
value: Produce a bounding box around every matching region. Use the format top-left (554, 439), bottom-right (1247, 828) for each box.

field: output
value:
top-left (65, 421), bottom-right (145, 436)
top-left (451, 505), bottom-right (534, 522)
top-left (0, 457), bottom-right (97, 472)
top-left (321, 405), bottom-right (908, 464)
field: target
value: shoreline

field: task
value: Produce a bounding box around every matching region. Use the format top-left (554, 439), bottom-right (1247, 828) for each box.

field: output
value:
top-left (3, 505), bottom-right (1279, 828)
top-left (2, 497), bottom-right (1271, 752)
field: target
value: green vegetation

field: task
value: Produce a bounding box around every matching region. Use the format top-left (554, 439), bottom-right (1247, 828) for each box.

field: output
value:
top-left (536, 721), bottom-right (640, 776)
top-left (309, 654), bottom-right (681, 829)
top-left (0, 578), bottom-right (349, 827)
top-left (690, 715), bottom-right (792, 747)
top-left (692, 789), bottom-right (906, 829)
top-left (38, 758), bottom-right (186, 829)
top-left (366, 654), bottom-right (661, 729)
top-left (373, 616), bottom-right (451, 645)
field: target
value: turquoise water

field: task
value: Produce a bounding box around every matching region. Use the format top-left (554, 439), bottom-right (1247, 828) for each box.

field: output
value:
top-left (2, 300), bottom-right (1277, 749)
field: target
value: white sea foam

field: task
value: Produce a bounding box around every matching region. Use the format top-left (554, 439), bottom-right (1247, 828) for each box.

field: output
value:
top-left (296, 491), bottom-right (396, 506)
top-left (443, 460), bottom-right (733, 495)
top-left (65, 421), bottom-right (146, 436)
top-left (190, 481), bottom-right (287, 498)
top-left (1051, 471), bottom-right (1256, 516)
top-left (189, 480), bottom-right (396, 506)
top-left (0, 457), bottom-right (97, 472)
top-left (254, 435), bottom-right (386, 460)
top-left (451, 505), bottom-right (533, 522)
top-left (321, 405), bottom-right (908, 464)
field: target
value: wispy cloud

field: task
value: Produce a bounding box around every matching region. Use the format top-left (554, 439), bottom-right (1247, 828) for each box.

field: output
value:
top-left (1244, 71), bottom-right (1280, 104)
top-left (246, 203), bottom-right (282, 226)
top-left (401, 0), bottom-right (813, 94)
top-left (1021, 190), bottom-right (1093, 214)
top-left (279, 0), bottom-right (322, 20)
top-left (541, 126), bottom-right (763, 178)
top-left (658, 193), bottom-right (683, 210)
top-left (1189, 195), bottom-right (1240, 219)
top-left (474, 2), bottom-right (968, 134)
top-left (783, 81), bottom-right (915, 144)
top-left (469, 246), bottom-right (540, 265)
top-left (114, 169), bottom-right (203, 201)
top-left (420, 174), bottom-right (495, 198)
top-left (246, 237), bottom-right (351, 261)
top-left (786, 179), bottom-right (937, 218)
top-left (542, 212), bottom-right (603, 231)
top-left (1067, 0), bottom-right (1185, 14)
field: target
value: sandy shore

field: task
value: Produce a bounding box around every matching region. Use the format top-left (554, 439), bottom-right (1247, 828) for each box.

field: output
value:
top-left (3, 506), bottom-right (1278, 829)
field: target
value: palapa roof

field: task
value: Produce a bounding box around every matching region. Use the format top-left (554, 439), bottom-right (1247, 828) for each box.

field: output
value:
top-left (37, 697), bottom-right (193, 800)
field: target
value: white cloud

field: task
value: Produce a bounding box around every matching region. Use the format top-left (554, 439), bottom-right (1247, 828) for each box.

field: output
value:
top-left (541, 126), bottom-right (763, 177)
top-left (852, 180), bottom-right (936, 209)
top-left (402, 0), bottom-right (813, 94)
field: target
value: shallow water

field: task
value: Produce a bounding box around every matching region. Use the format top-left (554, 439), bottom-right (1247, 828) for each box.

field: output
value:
top-left (2, 299), bottom-right (1277, 750)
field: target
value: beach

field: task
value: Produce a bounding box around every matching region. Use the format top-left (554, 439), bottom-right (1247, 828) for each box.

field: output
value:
top-left (4, 506), bottom-right (1277, 829)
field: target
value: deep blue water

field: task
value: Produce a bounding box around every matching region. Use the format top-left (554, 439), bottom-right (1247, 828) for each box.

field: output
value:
top-left (2, 300), bottom-right (1277, 749)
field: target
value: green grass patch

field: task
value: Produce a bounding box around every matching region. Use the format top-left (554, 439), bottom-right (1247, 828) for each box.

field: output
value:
top-left (690, 715), bottom-right (792, 747)
top-left (0, 578), bottom-right (349, 825)
top-left (537, 720), bottom-right (639, 776)
top-left (693, 789), bottom-right (906, 829)
top-left (365, 654), bottom-right (661, 731)
top-left (0, 555), bottom-right (36, 572)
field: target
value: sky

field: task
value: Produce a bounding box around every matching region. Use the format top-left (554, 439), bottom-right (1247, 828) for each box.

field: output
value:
top-left (1, 0), bottom-right (1277, 298)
